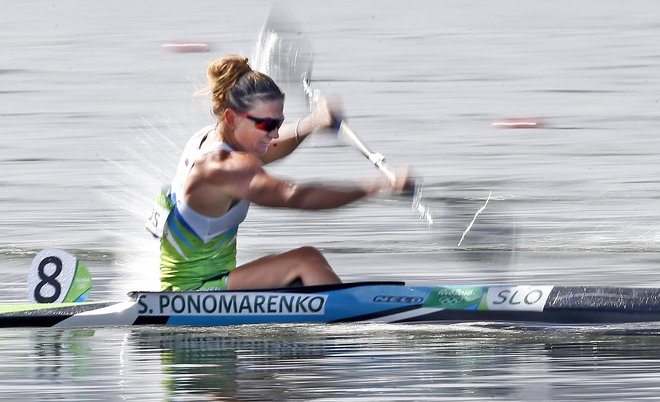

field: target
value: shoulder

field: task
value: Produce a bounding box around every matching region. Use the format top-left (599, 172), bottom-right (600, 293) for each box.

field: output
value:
top-left (184, 125), bottom-right (215, 148)
top-left (195, 148), bottom-right (264, 184)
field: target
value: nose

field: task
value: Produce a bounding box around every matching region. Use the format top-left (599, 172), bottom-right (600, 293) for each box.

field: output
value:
top-left (268, 128), bottom-right (279, 139)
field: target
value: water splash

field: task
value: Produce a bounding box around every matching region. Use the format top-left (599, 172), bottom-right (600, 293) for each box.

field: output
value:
top-left (458, 191), bottom-right (492, 247)
top-left (412, 181), bottom-right (434, 226)
top-left (94, 116), bottom-right (191, 293)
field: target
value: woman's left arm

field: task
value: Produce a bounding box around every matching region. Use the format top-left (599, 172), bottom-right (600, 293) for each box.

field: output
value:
top-left (259, 97), bottom-right (340, 164)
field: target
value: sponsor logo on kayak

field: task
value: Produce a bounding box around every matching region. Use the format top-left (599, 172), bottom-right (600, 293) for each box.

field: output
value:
top-left (424, 286), bottom-right (484, 309)
top-left (373, 295), bottom-right (424, 304)
top-left (137, 292), bottom-right (327, 316)
top-left (486, 285), bottom-right (554, 312)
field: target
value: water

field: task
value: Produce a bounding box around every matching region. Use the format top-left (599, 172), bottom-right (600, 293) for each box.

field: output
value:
top-left (2, 0), bottom-right (660, 399)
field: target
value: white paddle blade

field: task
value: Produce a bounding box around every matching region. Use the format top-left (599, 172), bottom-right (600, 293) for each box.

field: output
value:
top-left (253, 8), bottom-right (314, 107)
top-left (28, 248), bottom-right (93, 303)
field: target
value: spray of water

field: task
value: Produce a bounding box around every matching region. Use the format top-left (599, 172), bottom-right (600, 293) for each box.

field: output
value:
top-left (95, 116), bottom-right (195, 293)
top-left (458, 191), bottom-right (492, 247)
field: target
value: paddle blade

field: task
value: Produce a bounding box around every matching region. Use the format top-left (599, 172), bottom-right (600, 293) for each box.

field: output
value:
top-left (252, 8), bottom-right (314, 106)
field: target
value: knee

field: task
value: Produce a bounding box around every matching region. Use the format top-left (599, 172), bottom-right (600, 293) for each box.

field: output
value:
top-left (289, 246), bottom-right (340, 285)
top-left (292, 246), bottom-right (332, 270)
top-left (294, 246), bottom-right (325, 261)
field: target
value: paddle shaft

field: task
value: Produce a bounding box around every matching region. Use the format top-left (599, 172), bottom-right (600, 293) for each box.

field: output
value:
top-left (337, 121), bottom-right (396, 184)
top-left (302, 74), bottom-right (397, 184)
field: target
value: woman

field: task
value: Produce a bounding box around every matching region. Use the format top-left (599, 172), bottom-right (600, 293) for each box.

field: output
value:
top-left (157, 55), bottom-right (410, 291)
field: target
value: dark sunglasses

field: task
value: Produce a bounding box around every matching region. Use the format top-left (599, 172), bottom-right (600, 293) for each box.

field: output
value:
top-left (237, 112), bottom-right (285, 132)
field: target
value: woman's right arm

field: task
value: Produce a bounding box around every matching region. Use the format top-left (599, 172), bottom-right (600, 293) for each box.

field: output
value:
top-left (247, 170), bottom-right (381, 210)
top-left (215, 153), bottom-right (410, 210)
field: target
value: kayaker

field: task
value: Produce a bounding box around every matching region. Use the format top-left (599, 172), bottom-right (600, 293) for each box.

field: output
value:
top-left (153, 55), bottom-right (411, 291)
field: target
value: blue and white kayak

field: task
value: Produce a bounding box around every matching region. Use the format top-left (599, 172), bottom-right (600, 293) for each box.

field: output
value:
top-left (3, 281), bottom-right (660, 328)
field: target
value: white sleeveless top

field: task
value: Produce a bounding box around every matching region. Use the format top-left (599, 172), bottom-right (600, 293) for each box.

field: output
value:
top-left (170, 125), bottom-right (250, 243)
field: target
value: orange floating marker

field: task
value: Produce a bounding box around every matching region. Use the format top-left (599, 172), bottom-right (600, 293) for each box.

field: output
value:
top-left (162, 42), bottom-right (211, 53)
top-left (491, 117), bottom-right (544, 129)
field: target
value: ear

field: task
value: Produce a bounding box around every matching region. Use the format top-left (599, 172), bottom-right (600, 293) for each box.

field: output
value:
top-left (223, 108), bottom-right (236, 129)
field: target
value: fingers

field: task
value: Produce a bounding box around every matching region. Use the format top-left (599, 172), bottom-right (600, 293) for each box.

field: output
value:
top-left (359, 167), bottom-right (417, 198)
top-left (390, 167), bottom-right (417, 196)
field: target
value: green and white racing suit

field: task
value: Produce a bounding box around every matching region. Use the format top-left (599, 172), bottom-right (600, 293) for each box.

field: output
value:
top-left (159, 126), bottom-right (250, 291)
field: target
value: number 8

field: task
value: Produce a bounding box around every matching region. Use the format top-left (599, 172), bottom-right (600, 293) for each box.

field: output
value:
top-left (34, 256), bottom-right (63, 303)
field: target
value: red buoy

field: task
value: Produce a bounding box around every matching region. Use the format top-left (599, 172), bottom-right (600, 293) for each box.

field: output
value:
top-left (162, 42), bottom-right (211, 53)
top-left (491, 117), bottom-right (544, 129)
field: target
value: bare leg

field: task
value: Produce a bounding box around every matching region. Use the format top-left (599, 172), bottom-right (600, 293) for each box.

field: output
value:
top-left (227, 246), bottom-right (342, 290)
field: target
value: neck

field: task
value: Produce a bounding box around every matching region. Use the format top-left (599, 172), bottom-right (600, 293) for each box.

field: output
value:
top-left (216, 122), bottom-right (241, 151)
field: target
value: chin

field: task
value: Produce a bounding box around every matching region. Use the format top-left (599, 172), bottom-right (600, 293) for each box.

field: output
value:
top-left (256, 143), bottom-right (270, 155)
top-left (254, 147), bottom-right (268, 156)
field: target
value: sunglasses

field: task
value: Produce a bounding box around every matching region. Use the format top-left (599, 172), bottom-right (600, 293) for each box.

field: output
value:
top-left (237, 112), bottom-right (285, 132)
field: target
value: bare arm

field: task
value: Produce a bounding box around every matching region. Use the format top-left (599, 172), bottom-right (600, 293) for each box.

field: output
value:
top-left (248, 171), bottom-right (384, 210)
top-left (217, 153), bottom-right (394, 210)
top-left (258, 115), bottom-right (315, 164)
top-left (259, 97), bottom-right (339, 165)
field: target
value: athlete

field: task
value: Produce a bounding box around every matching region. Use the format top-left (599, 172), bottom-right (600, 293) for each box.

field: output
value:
top-left (156, 55), bottom-right (411, 291)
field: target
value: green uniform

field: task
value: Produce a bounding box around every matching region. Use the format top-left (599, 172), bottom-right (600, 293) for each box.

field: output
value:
top-left (159, 126), bottom-right (250, 291)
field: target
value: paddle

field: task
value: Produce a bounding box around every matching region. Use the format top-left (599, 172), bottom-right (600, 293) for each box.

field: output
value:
top-left (253, 9), bottom-right (433, 224)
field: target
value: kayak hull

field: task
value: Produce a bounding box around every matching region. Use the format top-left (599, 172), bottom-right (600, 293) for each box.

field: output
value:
top-left (3, 282), bottom-right (660, 328)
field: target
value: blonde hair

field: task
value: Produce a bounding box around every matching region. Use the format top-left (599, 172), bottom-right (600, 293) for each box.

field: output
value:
top-left (206, 55), bottom-right (284, 118)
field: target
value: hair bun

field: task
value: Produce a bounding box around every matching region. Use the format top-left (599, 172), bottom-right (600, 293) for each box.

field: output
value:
top-left (205, 55), bottom-right (283, 118)
top-left (207, 55), bottom-right (251, 82)
top-left (206, 55), bottom-right (254, 115)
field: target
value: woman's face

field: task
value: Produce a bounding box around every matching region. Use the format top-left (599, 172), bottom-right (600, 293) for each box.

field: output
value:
top-left (233, 99), bottom-right (285, 156)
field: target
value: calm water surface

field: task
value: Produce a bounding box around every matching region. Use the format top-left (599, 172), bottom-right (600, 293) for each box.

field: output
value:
top-left (2, 0), bottom-right (660, 400)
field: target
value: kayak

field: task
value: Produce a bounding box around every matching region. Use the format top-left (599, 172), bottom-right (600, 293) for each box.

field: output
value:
top-left (3, 281), bottom-right (660, 328)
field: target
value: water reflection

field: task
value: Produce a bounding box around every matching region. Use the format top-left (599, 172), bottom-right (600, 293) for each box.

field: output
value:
top-left (1, 325), bottom-right (660, 400)
top-left (120, 324), bottom-right (660, 401)
top-left (129, 326), bottom-right (334, 400)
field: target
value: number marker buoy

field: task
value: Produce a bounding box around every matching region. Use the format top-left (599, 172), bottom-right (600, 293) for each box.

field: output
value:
top-left (28, 249), bottom-right (93, 303)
